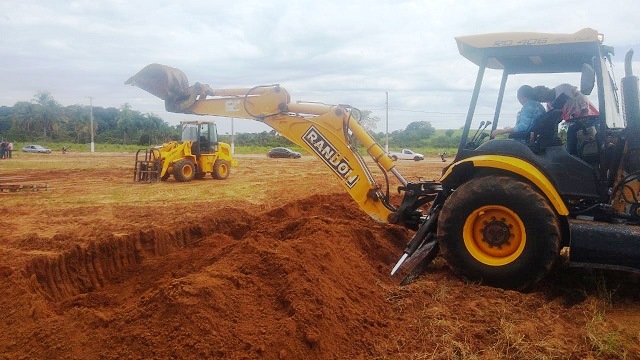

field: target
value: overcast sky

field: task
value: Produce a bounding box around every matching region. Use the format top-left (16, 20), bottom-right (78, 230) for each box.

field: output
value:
top-left (1, 0), bottom-right (639, 134)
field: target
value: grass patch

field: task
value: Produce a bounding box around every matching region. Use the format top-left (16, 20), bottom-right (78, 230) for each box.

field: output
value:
top-left (8, 141), bottom-right (458, 160)
top-left (585, 307), bottom-right (626, 358)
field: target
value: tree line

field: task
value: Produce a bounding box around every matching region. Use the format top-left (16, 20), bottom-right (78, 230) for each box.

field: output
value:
top-left (0, 91), bottom-right (177, 145)
top-left (0, 92), bottom-right (461, 149)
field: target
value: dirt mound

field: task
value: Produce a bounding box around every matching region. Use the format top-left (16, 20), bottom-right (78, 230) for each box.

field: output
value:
top-left (3, 195), bottom-right (409, 358)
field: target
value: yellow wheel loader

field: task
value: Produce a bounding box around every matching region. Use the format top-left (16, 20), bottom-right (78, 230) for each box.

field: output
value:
top-left (133, 119), bottom-right (236, 182)
top-left (126, 29), bottom-right (640, 290)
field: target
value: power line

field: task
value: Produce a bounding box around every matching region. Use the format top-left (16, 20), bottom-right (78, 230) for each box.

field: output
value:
top-left (368, 107), bottom-right (517, 116)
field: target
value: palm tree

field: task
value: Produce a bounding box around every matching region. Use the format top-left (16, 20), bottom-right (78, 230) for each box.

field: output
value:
top-left (32, 91), bottom-right (64, 139)
top-left (116, 103), bottom-right (134, 145)
top-left (11, 101), bottom-right (37, 137)
top-left (63, 105), bottom-right (90, 142)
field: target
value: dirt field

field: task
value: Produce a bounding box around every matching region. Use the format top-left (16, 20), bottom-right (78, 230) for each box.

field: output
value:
top-left (1, 152), bottom-right (639, 359)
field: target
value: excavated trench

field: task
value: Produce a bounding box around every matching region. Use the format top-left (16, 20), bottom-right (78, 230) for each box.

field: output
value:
top-left (24, 195), bottom-right (409, 303)
top-left (25, 208), bottom-right (254, 302)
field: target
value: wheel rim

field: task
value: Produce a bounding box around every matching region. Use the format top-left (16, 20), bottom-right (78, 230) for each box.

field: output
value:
top-left (218, 163), bottom-right (228, 177)
top-left (181, 164), bottom-right (193, 178)
top-left (463, 205), bottom-right (526, 266)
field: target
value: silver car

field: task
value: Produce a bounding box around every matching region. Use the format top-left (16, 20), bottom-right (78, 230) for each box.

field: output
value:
top-left (21, 145), bottom-right (51, 153)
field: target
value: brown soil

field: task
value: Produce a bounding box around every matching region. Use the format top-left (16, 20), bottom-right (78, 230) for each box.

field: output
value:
top-left (1, 152), bottom-right (639, 359)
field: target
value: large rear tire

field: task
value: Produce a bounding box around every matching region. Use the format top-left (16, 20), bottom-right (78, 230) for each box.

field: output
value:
top-left (438, 175), bottom-right (560, 290)
top-left (212, 159), bottom-right (230, 180)
top-left (173, 159), bottom-right (196, 182)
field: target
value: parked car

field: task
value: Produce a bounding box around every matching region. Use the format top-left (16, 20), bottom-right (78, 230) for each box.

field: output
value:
top-left (22, 145), bottom-right (51, 154)
top-left (267, 147), bottom-right (301, 158)
top-left (388, 148), bottom-right (424, 161)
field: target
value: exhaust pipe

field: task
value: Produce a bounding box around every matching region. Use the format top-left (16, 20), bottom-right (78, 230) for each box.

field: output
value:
top-left (622, 50), bottom-right (640, 135)
top-left (621, 50), bottom-right (640, 173)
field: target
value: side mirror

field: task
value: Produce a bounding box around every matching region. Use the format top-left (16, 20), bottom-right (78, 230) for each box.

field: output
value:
top-left (581, 63), bottom-right (596, 95)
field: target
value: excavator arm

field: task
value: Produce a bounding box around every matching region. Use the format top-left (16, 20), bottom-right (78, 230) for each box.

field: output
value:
top-left (126, 63), bottom-right (442, 280)
top-left (194, 88), bottom-right (405, 223)
top-left (126, 64), bottom-right (417, 223)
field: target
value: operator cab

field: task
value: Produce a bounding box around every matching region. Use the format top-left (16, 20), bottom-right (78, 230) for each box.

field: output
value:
top-left (181, 120), bottom-right (219, 154)
top-left (453, 28), bottom-right (624, 202)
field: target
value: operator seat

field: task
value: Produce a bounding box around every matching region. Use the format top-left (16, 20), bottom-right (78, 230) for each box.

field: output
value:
top-left (508, 109), bottom-right (563, 153)
top-left (530, 109), bottom-right (564, 150)
top-left (199, 136), bottom-right (211, 153)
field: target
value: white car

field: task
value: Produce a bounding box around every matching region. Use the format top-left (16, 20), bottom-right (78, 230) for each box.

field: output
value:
top-left (21, 145), bottom-right (51, 154)
top-left (388, 149), bottom-right (424, 161)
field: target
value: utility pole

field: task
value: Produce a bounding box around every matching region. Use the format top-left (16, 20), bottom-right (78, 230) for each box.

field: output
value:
top-left (88, 96), bottom-right (95, 153)
top-left (231, 118), bottom-right (235, 154)
top-left (385, 91), bottom-right (389, 153)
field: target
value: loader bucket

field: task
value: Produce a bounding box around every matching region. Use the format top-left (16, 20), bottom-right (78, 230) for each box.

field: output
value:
top-left (125, 63), bottom-right (190, 102)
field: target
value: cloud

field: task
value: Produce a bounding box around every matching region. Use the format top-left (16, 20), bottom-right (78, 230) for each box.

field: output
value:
top-left (1, 0), bottom-right (639, 134)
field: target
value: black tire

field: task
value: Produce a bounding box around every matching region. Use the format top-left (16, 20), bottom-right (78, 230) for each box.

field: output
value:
top-left (212, 159), bottom-right (230, 180)
top-left (438, 175), bottom-right (560, 290)
top-left (391, 155), bottom-right (398, 161)
top-left (414, 156), bottom-right (422, 161)
top-left (173, 159), bottom-right (196, 182)
top-left (156, 160), bottom-right (169, 181)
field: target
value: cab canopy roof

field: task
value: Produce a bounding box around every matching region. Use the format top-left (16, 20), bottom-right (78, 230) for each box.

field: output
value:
top-left (180, 119), bottom-right (216, 125)
top-left (455, 28), bottom-right (604, 74)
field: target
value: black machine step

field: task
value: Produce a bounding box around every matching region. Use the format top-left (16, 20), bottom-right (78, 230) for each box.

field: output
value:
top-left (568, 218), bottom-right (640, 274)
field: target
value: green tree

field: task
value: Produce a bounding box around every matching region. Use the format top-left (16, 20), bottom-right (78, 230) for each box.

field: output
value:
top-left (116, 103), bottom-right (134, 145)
top-left (356, 109), bottom-right (380, 132)
top-left (0, 106), bottom-right (11, 137)
top-left (32, 91), bottom-right (66, 139)
top-left (429, 135), bottom-right (460, 148)
top-left (11, 101), bottom-right (38, 139)
top-left (405, 121), bottom-right (436, 136)
top-left (62, 105), bottom-right (91, 143)
top-left (136, 113), bottom-right (174, 145)
top-left (388, 121), bottom-right (436, 148)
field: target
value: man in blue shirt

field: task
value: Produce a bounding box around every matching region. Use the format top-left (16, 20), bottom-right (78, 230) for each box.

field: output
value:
top-left (491, 85), bottom-right (546, 141)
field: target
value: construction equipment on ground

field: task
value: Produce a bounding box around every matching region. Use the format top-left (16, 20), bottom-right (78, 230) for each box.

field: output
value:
top-left (133, 119), bottom-right (236, 182)
top-left (126, 28), bottom-right (640, 290)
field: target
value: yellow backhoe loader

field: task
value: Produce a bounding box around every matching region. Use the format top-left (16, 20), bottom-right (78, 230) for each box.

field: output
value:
top-left (126, 28), bottom-right (640, 290)
top-left (133, 119), bottom-right (236, 182)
